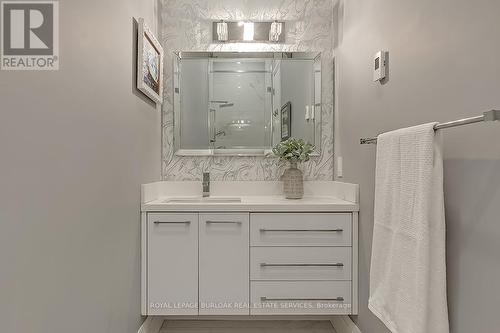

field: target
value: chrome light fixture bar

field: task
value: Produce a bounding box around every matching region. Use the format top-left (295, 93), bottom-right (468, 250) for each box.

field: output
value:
top-left (242, 21), bottom-right (254, 41)
top-left (212, 20), bottom-right (285, 43)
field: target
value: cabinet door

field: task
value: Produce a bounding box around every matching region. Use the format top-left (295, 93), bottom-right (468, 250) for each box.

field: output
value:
top-left (199, 213), bottom-right (249, 315)
top-left (147, 213), bottom-right (198, 315)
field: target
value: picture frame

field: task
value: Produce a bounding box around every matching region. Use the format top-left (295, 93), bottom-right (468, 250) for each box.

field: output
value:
top-left (137, 18), bottom-right (164, 104)
top-left (280, 101), bottom-right (291, 140)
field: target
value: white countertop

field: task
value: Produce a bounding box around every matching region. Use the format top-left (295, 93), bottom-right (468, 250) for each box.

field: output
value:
top-left (142, 195), bottom-right (359, 212)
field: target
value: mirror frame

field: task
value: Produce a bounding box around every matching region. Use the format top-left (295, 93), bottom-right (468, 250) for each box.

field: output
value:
top-left (173, 51), bottom-right (322, 157)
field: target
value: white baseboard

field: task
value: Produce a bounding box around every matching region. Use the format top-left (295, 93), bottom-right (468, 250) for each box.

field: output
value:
top-left (138, 316), bottom-right (164, 333)
top-left (330, 316), bottom-right (362, 333)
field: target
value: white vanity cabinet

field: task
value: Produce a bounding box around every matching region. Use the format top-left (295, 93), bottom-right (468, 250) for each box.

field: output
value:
top-left (141, 181), bottom-right (359, 318)
top-left (143, 211), bottom-right (358, 317)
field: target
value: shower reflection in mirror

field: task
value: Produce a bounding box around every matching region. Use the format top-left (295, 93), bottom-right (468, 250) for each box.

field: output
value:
top-left (173, 52), bottom-right (321, 156)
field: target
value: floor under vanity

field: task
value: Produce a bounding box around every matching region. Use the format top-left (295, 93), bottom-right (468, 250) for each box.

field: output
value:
top-left (160, 320), bottom-right (337, 333)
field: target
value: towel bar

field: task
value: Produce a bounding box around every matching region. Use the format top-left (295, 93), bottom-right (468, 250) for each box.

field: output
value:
top-left (360, 109), bottom-right (500, 144)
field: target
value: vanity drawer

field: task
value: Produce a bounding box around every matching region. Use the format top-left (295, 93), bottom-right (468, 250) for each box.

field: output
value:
top-left (250, 281), bottom-right (351, 315)
top-left (250, 213), bottom-right (352, 246)
top-left (251, 247), bottom-right (351, 281)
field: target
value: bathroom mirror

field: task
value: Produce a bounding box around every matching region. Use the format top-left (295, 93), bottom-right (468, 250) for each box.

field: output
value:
top-left (173, 52), bottom-right (321, 156)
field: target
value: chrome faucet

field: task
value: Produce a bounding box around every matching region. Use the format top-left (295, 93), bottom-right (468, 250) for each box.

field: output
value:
top-left (202, 172), bottom-right (210, 197)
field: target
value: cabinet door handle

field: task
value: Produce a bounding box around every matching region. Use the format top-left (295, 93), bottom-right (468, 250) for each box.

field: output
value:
top-left (259, 229), bottom-right (343, 232)
top-left (260, 263), bottom-right (344, 267)
top-left (153, 221), bottom-right (191, 224)
top-left (260, 296), bottom-right (344, 302)
top-left (206, 220), bottom-right (242, 224)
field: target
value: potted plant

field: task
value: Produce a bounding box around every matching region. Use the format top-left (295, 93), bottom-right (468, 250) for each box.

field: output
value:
top-left (272, 137), bottom-right (315, 199)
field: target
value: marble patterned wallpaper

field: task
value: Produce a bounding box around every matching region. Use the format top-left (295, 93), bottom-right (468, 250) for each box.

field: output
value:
top-left (160, 0), bottom-right (334, 181)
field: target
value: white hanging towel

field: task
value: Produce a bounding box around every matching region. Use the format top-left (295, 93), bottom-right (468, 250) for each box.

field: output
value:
top-left (369, 123), bottom-right (449, 333)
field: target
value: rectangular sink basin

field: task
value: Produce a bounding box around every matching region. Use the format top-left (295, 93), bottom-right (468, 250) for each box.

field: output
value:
top-left (163, 197), bottom-right (242, 203)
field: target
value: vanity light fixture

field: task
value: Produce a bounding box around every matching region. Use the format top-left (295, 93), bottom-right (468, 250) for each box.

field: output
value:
top-left (212, 20), bottom-right (285, 43)
top-left (216, 20), bottom-right (228, 41)
top-left (269, 21), bottom-right (283, 42)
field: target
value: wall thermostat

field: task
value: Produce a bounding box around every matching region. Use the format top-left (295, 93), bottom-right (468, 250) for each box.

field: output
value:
top-left (373, 51), bottom-right (387, 82)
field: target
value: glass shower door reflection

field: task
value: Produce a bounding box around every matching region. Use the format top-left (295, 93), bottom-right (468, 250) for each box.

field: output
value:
top-left (209, 59), bottom-right (272, 151)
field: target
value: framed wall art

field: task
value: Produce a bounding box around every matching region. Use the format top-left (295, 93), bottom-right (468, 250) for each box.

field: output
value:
top-left (281, 101), bottom-right (291, 140)
top-left (137, 18), bottom-right (164, 104)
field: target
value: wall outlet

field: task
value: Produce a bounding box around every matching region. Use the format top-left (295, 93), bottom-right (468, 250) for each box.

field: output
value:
top-left (337, 156), bottom-right (343, 178)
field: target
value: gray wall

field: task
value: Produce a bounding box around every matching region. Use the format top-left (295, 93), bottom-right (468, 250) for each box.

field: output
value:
top-left (334, 0), bottom-right (500, 332)
top-left (0, 1), bottom-right (160, 332)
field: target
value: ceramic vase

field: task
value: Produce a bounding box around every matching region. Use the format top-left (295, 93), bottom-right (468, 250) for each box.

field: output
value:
top-left (281, 161), bottom-right (304, 199)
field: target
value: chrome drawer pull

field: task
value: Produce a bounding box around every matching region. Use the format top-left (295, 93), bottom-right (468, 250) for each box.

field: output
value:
top-left (260, 296), bottom-right (344, 302)
top-left (153, 221), bottom-right (191, 224)
top-left (206, 220), bottom-right (242, 224)
top-left (260, 263), bottom-right (344, 267)
top-left (259, 229), bottom-right (343, 232)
